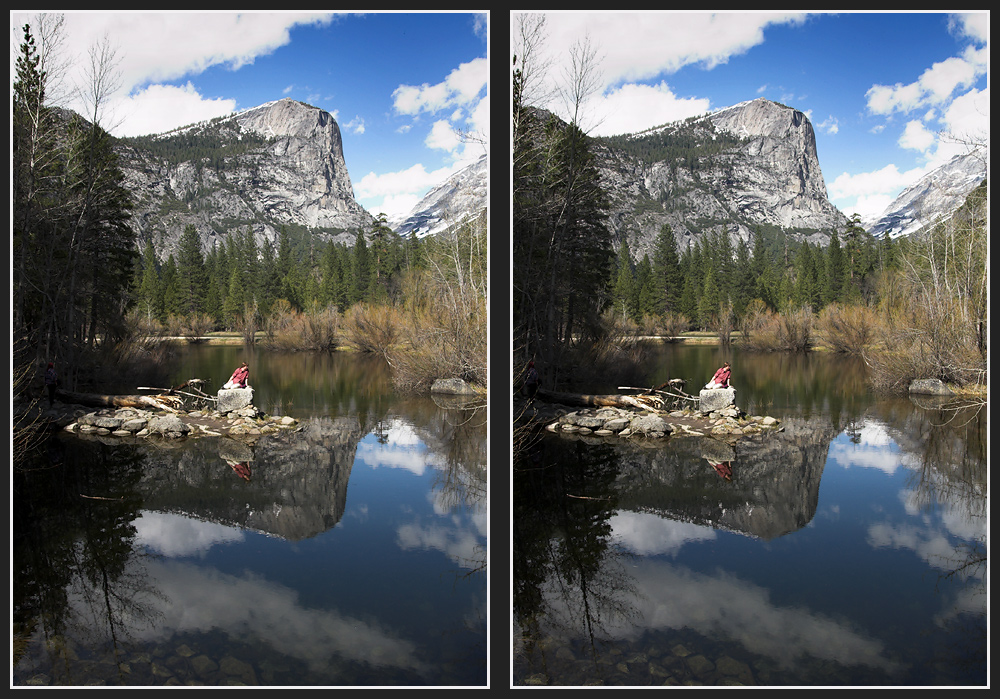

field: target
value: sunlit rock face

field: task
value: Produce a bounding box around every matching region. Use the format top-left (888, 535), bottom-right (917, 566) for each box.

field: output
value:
top-left (592, 97), bottom-right (849, 258)
top-left (118, 98), bottom-right (375, 260)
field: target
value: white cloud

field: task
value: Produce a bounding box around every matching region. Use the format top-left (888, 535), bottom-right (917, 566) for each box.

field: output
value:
top-left (12, 12), bottom-right (339, 136)
top-left (865, 20), bottom-right (988, 117)
top-left (816, 115), bottom-right (840, 135)
top-left (940, 85), bottom-right (989, 146)
top-left (355, 162), bottom-right (462, 219)
top-left (392, 56), bottom-right (488, 116)
top-left (520, 11), bottom-right (809, 127)
top-left (425, 119), bottom-right (463, 152)
top-left (588, 82), bottom-right (711, 137)
top-left (536, 12), bottom-right (808, 86)
top-left (109, 82), bottom-right (237, 137)
top-left (828, 162), bottom-right (931, 220)
top-left (951, 11), bottom-right (989, 43)
top-left (898, 119), bottom-right (936, 153)
top-left (344, 115), bottom-right (366, 135)
top-left (610, 511), bottom-right (716, 557)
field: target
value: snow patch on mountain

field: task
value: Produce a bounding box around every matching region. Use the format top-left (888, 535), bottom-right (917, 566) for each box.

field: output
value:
top-left (390, 154), bottom-right (488, 238)
top-left (864, 151), bottom-right (986, 239)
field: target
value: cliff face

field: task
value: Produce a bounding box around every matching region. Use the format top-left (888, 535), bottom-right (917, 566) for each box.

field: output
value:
top-left (594, 98), bottom-right (849, 259)
top-left (118, 98), bottom-right (375, 260)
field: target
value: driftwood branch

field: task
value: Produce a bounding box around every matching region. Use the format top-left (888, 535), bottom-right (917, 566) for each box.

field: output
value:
top-left (135, 378), bottom-right (217, 404)
top-left (618, 381), bottom-right (699, 403)
top-left (137, 387), bottom-right (217, 403)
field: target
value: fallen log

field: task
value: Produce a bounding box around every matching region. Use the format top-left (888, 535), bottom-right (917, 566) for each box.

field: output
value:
top-left (55, 389), bottom-right (181, 413)
top-left (535, 388), bottom-right (664, 411)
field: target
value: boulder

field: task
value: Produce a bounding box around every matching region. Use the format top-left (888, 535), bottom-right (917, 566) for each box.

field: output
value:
top-left (908, 378), bottom-right (954, 396)
top-left (217, 387), bottom-right (254, 414)
top-left (430, 378), bottom-right (479, 396)
top-left (628, 414), bottom-right (671, 436)
top-left (147, 414), bottom-right (191, 438)
top-left (699, 388), bottom-right (736, 413)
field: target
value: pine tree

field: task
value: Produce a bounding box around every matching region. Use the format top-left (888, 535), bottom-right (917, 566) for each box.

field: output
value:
top-left (825, 229), bottom-right (846, 304)
top-left (135, 238), bottom-right (162, 322)
top-left (612, 238), bottom-right (636, 320)
top-left (160, 255), bottom-right (181, 321)
top-left (634, 254), bottom-right (659, 321)
top-left (175, 224), bottom-right (206, 316)
top-left (257, 238), bottom-right (280, 314)
top-left (222, 267), bottom-right (245, 325)
top-left (203, 243), bottom-right (223, 323)
top-left (732, 236), bottom-right (754, 318)
top-left (792, 241), bottom-right (819, 311)
top-left (651, 224), bottom-right (682, 317)
top-left (351, 228), bottom-right (371, 305)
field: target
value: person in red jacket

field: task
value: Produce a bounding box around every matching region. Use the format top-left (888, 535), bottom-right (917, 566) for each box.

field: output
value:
top-left (224, 362), bottom-right (250, 389)
top-left (705, 361), bottom-right (731, 389)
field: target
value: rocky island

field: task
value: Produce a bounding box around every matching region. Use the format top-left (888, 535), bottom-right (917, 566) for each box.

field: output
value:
top-left (518, 385), bottom-right (782, 445)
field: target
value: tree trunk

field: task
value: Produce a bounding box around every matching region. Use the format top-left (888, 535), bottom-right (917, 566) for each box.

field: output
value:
top-left (535, 388), bottom-right (664, 411)
top-left (55, 389), bottom-right (181, 412)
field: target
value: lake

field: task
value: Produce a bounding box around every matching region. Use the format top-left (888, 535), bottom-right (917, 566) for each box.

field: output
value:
top-left (13, 345), bottom-right (487, 687)
top-left (512, 343), bottom-right (986, 686)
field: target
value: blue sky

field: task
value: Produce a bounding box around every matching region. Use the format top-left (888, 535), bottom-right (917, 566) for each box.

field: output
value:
top-left (11, 11), bottom-right (489, 220)
top-left (512, 11), bottom-right (988, 223)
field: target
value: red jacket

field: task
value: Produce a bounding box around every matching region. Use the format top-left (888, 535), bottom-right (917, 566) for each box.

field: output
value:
top-left (711, 366), bottom-right (731, 387)
top-left (230, 366), bottom-right (249, 387)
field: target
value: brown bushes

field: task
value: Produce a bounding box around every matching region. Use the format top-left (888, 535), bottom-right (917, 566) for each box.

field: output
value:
top-left (343, 303), bottom-right (404, 359)
top-left (264, 300), bottom-right (340, 352)
top-left (389, 293), bottom-right (487, 394)
top-left (816, 303), bottom-right (879, 354)
top-left (864, 292), bottom-right (986, 393)
top-left (739, 300), bottom-right (813, 352)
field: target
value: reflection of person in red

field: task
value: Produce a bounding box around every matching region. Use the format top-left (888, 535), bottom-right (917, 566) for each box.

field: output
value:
top-left (224, 362), bottom-right (249, 389)
top-left (708, 459), bottom-right (733, 481)
top-left (704, 362), bottom-right (731, 389)
top-left (227, 460), bottom-right (251, 481)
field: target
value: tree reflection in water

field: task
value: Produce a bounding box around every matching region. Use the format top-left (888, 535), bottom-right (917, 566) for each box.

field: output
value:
top-left (514, 438), bottom-right (641, 679)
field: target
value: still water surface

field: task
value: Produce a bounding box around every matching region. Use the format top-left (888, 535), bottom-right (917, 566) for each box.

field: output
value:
top-left (13, 346), bottom-right (487, 687)
top-left (513, 344), bottom-right (986, 686)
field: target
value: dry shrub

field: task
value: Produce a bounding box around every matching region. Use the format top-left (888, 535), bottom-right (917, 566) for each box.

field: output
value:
top-left (264, 300), bottom-right (340, 352)
top-left (184, 313), bottom-right (215, 339)
top-left (390, 295), bottom-right (487, 393)
top-left (128, 307), bottom-right (164, 337)
top-left (165, 313), bottom-right (186, 337)
top-left (660, 311), bottom-right (691, 339)
top-left (83, 309), bottom-right (175, 391)
top-left (390, 224), bottom-right (487, 393)
top-left (816, 303), bottom-right (881, 354)
top-left (559, 312), bottom-right (651, 388)
top-left (740, 300), bottom-right (814, 352)
top-left (343, 303), bottom-right (404, 359)
top-left (865, 293), bottom-right (986, 393)
top-left (710, 299), bottom-right (736, 346)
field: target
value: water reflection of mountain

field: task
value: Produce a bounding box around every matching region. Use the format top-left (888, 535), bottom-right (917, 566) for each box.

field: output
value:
top-left (136, 416), bottom-right (364, 541)
top-left (611, 417), bottom-right (840, 540)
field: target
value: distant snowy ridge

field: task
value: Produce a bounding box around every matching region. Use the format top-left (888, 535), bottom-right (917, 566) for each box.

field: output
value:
top-left (390, 153), bottom-right (488, 238)
top-left (864, 151), bottom-right (986, 239)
